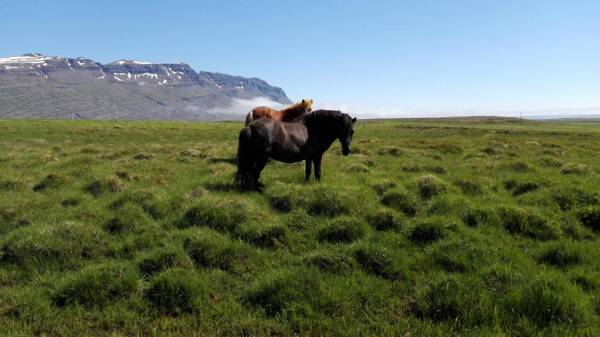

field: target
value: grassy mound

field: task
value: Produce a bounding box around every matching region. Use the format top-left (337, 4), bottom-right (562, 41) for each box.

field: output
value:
top-left (416, 175), bottom-right (448, 199)
top-left (318, 217), bottom-right (368, 243)
top-left (182, 229), bottom-right (248, 271)
top-left (241, 224), bottom-right (288, 249)
top-left (144, 269), bottom-right (210, 315)
top-left (412, 276), bottom-right (492, 327)
top-left (244, 269), bottom-right (326, 317)
top-left (52, 262), bottom-right (139, 307)
top-left (178, 199), bottom-right (246, 234)
top-left (576, 206), bottom-right (600, 232)
top-left (137, 246), bottom-right (193, 277)
top-left (409, 221), bottom-right (448, 245)
top-left (33, 173), bottom-right (65, 192)
top-left (497, 206), bottom-right (558, 240)
top-left (85, 177), bottom-right (124, 197)
top-left (536, 242), bottom-right (583, 268)
top-left (111, 190), bottom-right (166, 220)
top-left (0, 222), bottom-right (107, 268)
top-left (507, 271), bottom-right (590, 328)
top-left (304, 251), bottom-right (356, 275)
top-left (381, 189), bottom-right (418, 216)
top-left (364, 209), bottom-right (403, 231)
top-left (353, 246), bottom-right (403, 280)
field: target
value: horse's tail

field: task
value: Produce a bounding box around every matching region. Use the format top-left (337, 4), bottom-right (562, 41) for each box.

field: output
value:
top-left (244, 110), bottom-right (254, 126)
top-left (235, 126), bottom-right (255, 190)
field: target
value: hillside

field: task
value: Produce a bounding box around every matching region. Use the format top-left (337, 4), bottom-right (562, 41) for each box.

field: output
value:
top-left (1, 119), bottom-right (600, 336)
top-left (0, 53), bottom-right (291, 120)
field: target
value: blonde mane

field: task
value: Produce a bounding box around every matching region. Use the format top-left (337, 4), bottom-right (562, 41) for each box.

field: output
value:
top-left (279, 99), bottom-right (313, 121)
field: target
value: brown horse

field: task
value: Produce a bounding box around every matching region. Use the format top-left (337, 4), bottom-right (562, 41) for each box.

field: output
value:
top-left (236, 110), bottom-right (356, 190)
top-left (245, 99), bottom-right (313, 125)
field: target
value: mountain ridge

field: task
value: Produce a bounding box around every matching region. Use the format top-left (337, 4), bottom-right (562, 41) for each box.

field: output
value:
top-left (0, 53), bottom-right (291, 120)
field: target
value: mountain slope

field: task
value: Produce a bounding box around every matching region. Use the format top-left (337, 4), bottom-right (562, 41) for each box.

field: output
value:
top-left (0, 53), bottom-right (291, 120)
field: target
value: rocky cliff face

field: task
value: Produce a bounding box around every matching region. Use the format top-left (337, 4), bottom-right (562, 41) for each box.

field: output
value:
top-left (0, 53), bottom-right (291, 120)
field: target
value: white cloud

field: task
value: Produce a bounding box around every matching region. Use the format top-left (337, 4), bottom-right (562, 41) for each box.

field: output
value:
top-left (208, 97), bottom-right (286, 116)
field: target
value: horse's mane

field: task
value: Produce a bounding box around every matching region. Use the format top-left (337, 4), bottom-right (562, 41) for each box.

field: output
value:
top-left (303, 109), bottom-right (351, 128)
top-left (279, 99), bottom-right (313, 118)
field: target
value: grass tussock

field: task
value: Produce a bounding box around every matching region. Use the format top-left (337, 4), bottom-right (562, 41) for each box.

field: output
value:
top-left (381, 189), bottom-right (418, 216)
top-left (318, 217), bottom-right (368, 243)
top-left (178, 199), bottom-right (246, 234)
top-left (304, 251), bottom-right (356, 275)
top-left (241, 224), bottom-right (288, 249)
top-left (409, 221), bottom-right (448, 245)
top-left (144, 269), bottom-right (211, 315)
top-left (497, 206), bottom-right (558, 240)
top-left (416, 175), bottom-right (448, 199)
top-left (182, 229), bottom-right (248, 271)
top-left (52, 262), bottom-right (138, 307)
top-left (0, 222), bottom-right (107, 268)
top-left (365, 209), bottom-right (403, 231)
top-left (354, 246), bottom-right (403, 280)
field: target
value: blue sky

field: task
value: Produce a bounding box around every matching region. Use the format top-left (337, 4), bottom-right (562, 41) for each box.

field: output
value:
top-left (1, 0), bottom-right (599, 117)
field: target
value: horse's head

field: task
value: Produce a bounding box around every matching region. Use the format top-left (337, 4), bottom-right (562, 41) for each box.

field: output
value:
top-left (339, 114), bottom-right (357, 156)
top-left (301, 99), bottom-right (314, 113)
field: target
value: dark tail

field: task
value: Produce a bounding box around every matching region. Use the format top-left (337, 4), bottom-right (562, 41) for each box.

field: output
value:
top-left (235, 126), bottom-right (255, 191)
top-left (244, 110), bottom-right (254, 126)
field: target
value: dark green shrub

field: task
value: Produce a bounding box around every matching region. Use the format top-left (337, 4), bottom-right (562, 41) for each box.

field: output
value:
top-left (137, 247), bottom-right (193, 277)
top-left (497, 207), bottom-right (557, 240)
top-left (577, 206), bottom-right (600, 232)
top-left (319, 217), bottom-right (368, 243)
top-left (305, 252), bottom-right (355, 275)
top-left (33, 173), bottom-right (65, 192)
top-left (183, 230), bottom-right (247, 271)
top-left (354, 246), bottom-right (403, 280)
top-left (365, 209), bottom-right (402, 231)
top-left (144, 269), bottom-right (208, 315)
top-left (178, 200), bottom-right (246, 234)
top-left (242, 224), bottom-right (288, 249)
top-left (52, 262), bottom-right (138, 307)
top-left (417, 175), bottom-right (448, 199)
top-left (409, 221), bottom-right (447, 245)
top-left (381, 190), bottom-right (417, 216)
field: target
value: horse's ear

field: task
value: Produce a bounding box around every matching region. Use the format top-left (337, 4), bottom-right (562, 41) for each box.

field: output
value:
top-left (352, 117), bottom-right (357, 123)
top-left (301, 99), bottom-right (305, 104)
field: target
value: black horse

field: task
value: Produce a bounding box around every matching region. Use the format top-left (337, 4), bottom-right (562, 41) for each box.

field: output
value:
top-left (236, 110), bottom-right (356, 190)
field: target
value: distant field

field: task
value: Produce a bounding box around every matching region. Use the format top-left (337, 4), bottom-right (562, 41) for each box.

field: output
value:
top-left (1, 118), bottom-right (600, 336)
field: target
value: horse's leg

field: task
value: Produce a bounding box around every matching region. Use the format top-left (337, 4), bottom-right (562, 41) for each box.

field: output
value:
top-left (254, 155), bottom-right (268, 189)
top-left (314, 153), bottom-right (323, 181)
top-left (305, 159), bottom-right (312, 182)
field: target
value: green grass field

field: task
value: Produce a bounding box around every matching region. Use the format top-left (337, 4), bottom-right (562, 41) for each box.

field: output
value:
top-left (1, 117), bottom-right (600, 336)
